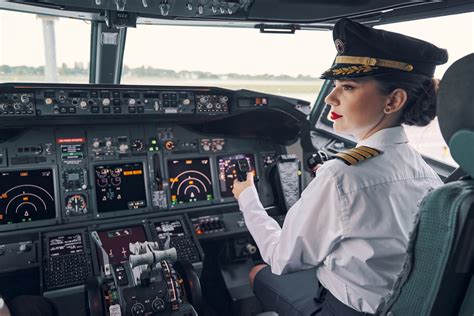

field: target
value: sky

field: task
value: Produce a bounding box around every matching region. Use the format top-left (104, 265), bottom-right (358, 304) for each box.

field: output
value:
top-left (0, 10), bottom-right (473, 78)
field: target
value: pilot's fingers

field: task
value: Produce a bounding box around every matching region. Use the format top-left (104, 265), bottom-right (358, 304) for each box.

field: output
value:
top-left (314, 164), bottom-right (323, 171)
top-left (246, 172), bottom-right (254, 183)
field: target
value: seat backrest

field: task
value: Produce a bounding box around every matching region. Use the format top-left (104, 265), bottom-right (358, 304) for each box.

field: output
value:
top-left (385, 53), bottom-right (474, 316)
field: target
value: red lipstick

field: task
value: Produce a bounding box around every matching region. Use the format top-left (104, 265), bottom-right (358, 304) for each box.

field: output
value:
top-left (330, 112), bottom-right (343, 120)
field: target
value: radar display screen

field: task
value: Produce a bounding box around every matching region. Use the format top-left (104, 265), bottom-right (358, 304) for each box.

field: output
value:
top-left (217, 154), bottom-right (256, 198)
top-left (155, 220), bottom-right (186, 239)
top-left (0, 169), bottom-right (56, 225)
top-left (97, 226), bottom-right (147, 265)
top-left (94, 162), bottom-right (147, 213)
top-left (167, 158), bottom-right (213, 205)
top-left (49, 233), bottom-right (84, 257)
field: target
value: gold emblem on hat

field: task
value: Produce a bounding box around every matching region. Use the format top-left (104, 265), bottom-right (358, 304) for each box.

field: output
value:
top-left (335, 39), bottom-right (345, 54)
top-left (332, 65), bottom-right (378, 76)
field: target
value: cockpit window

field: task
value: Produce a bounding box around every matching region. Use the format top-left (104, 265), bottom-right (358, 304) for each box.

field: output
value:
top-left (122, 24), bottom-right (334, 106)
top-left (0, 10), bottom-right (90, 83)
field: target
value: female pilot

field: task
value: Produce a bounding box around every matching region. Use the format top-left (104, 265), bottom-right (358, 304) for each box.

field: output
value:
top-left (233, 18), bottom-right (448, 315)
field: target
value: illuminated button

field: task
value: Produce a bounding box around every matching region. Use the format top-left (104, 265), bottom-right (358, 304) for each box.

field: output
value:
top-left (102, 98), bottom-right (111, 106)
top-left (102, 107), bottom-right (111, 113)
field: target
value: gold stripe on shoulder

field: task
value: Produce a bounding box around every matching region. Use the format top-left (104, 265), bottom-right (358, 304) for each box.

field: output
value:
top-left (357, 146), bottom-right (381, 156)
top-left (335, 152), bottom-right (358, 165)
top-left (335, 146), bottom-right (382, 166)
top-left (346, 149), bottom-right (366, 160)
top-left (350, 148), bottom-right (371, 158)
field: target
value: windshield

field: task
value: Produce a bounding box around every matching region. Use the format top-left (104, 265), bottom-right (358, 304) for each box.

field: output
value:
top-left (122, 25), bottom-right (334, 105)
top-left (0, 10), bottom-right (91, 83)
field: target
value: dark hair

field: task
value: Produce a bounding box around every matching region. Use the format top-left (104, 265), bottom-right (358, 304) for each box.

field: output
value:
top-left (370, 72), bottom-right (438, 127)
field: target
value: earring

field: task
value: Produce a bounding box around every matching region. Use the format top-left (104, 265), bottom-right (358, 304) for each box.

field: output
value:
top-left (384, 108), bottom-right (391, 114)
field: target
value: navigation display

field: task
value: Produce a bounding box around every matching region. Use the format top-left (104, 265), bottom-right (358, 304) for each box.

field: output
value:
top-left (167, 158), bottom-right (213, 205)
top-left (155, 220), bottom-right (186, 239)
top-left (217, 154), bottom-right (256, 198)
top-left (94, 162), bottom-right (147, 213)
top-left (49, 233), bottom-right (84, 257)
top-left (0, 169), bottom-right (56, 225)
top-left (97, 226), bottom-right (147, 265)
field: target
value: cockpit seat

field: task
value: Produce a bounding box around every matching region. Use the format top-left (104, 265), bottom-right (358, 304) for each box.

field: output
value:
top-left (384, 53), bottom-right (474, 316)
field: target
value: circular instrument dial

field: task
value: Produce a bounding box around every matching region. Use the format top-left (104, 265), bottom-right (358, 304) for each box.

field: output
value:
top-left (65, 194), bottom-right (87, 216)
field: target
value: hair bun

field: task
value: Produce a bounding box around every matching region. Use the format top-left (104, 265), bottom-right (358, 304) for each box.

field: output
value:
top-left (402, 78), bottom-right (437, 127)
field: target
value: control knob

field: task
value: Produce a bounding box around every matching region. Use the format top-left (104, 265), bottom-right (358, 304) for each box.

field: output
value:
top-left (151, 298), bottom-right (165, 312)
top-left (128, 98), bottom-right (136, 106)
top-left (246, 243), bottom-right (257, 254)
top-left (105, 140), bottom-right (112, 147)
top-left (80, 100), bottom-right (88, 109)
top-left (182, 98), bottom-right (191, 105)
top-left (45, 98), bottom-right (53, 105)
top-left (19, 243), bottom-right (31, 253)
top-left (119, 144), bottom-right (129, 152)
top-left (20, 94), bottom-right (30, 103)
top-left (219, 96), bottom-right (228, 103)
top-left (130, 302), bottom-right (145, 316)
top-left (92, 141), bottom-right (100, 148)
top-left (164, 141), bottom-right (175, 151)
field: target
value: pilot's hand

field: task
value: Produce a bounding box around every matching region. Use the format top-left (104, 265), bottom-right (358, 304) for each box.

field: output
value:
top-left (313, 163), bottom-right (323, 172)
top-left (232, 172), bottom-right (254, 200)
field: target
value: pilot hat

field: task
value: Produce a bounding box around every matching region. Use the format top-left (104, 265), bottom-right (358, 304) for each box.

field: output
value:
top-left (320, 18), bottom-right (448, 80)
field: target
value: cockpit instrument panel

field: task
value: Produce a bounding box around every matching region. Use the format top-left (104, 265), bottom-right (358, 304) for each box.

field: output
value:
top-left (0, 168), bottom-right (56, 225)
top-left (167, 158), bottom-right (214, 206)
top-left (217, 154), bottom-right (256, 198)
top-left (94, 162), bottom-right (147, 213)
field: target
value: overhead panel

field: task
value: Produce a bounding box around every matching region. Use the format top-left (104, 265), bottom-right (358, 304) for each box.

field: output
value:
top-left (247, 0), bottom-right (443, 22)
top-left (5, 0), bottom-right (443, 23)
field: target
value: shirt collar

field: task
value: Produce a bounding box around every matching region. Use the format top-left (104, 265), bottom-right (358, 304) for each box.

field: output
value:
top-left (357, 126), bottom-right (409, 148)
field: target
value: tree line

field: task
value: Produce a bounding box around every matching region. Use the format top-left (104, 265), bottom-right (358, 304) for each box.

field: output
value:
top-left (0, 64), bottom-right (319, 81)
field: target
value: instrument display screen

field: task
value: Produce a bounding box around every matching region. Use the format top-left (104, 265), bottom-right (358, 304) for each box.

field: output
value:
top-left (0, 169), bottom-right (56, 225)
top-left (94, 162), bottom-right (147, 213)
top-left (155, 219), bottom-right (186, 239)
top-left (217, 154), bottom-right (256, 198)
top-left (167, 158), bottom-right (213, 205)
top-left (97, 226), bottom-right (147, 264)
top-left (49, 233), bottom-right (84, 257)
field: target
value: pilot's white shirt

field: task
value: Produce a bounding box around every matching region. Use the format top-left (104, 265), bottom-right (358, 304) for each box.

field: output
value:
top-left (238, 126), bottom-right (443, 314)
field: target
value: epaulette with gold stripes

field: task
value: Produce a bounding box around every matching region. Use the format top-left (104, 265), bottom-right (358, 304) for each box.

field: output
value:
top-left (334, 146), bottom-right (382, 166)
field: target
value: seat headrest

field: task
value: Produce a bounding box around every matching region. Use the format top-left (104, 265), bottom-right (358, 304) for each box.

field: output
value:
top-left (437, 53), bottom-right (474, 177)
